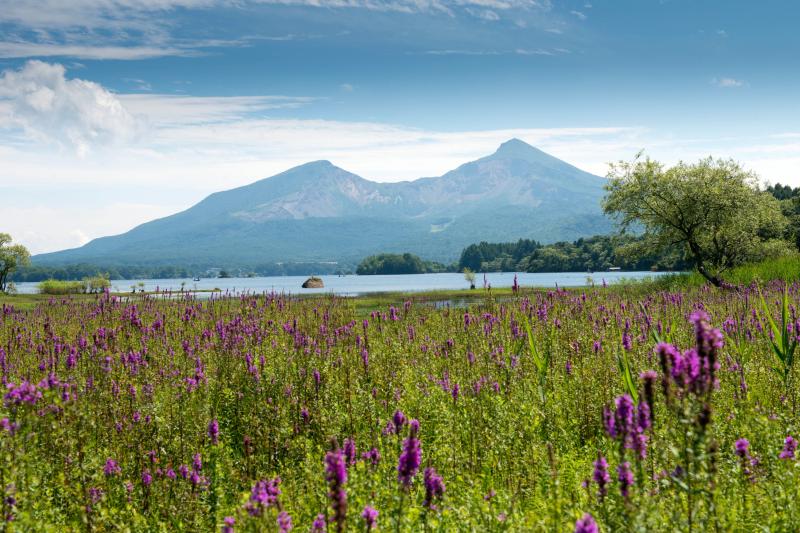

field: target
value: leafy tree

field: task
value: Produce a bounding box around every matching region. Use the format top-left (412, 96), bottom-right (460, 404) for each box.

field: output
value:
top-left (0, 233), bottom-right (31, 293)
top-left (767, 183), bottom-right (800, 251)
top-left (603, 157), bottom-right (789, 286)
top-left (767, 183), bottom-right (800, 201)
top-left (463, 267), bottom-right (476, 289)
top-left (356, 253), bottom-right (447, 275)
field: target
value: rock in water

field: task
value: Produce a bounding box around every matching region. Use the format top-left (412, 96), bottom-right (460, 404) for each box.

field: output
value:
top-left (302, 276), bottom-right (324, 288)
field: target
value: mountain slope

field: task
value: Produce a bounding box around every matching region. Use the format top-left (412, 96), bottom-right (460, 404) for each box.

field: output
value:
top-left (34, 139), bottom-right (612, 266)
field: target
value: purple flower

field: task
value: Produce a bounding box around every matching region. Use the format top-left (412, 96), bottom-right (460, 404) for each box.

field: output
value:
top-left (734, 438), bottom-right (750, 458)
top-left (592, 454), bottom-right (610, 498)
top-left (208, 419), bottom-right (219, 445)
top-left (637, 400), bottom-right (651, 432)
top-left (574, 513), bottom-right (599, 533)
top-left (277, 511), bottom-right (292, 532)
top-left (4, 381), bottom-right (41, 406)
top-left (361, 447), bottom-right (381, 467)
top-left (325, 448), bottom-right (348, 487)
top-left (622, 332), bottom-right (632, 351)
top-left (325, 448), bottom-right (347, 532)
top-left (397, 420), bottom-right (421, 488)
top-left (222, 516), bottom-right (235, 533)
top-left (780, 435), bottom-right (798, 460)
top-left (88, 487), bottom-right (103, 505)
top-left (0, 418), bottom-right (19, 435)
top-left (614, 394), bottom-right (635, 438)
top-left (311, 514), bottom-right (327, 532)
top-left (103, 458), bottom-right (121, 476)
top-left (617, 462), bottom-right (634, 498)
top-left (141, 469), bottom-right (153, 487)
top-left (633, 432), bottom-right (648, 460)
top-left (361, 506), bottom-right (378, 531)
top-left (343, 438), bottom-right (357, 465)
top-left (193, 453), bottom-right (203, 472)
top-left (246, 477), bottom-right (282, 516)
top-left (602, 405), bottom-right (616, 438)
top-left (423, 467), bottom-right (445, 509)
top-left (392, 410), bottom-right (407, 434)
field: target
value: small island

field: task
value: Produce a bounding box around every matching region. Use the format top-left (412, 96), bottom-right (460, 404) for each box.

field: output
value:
top-left (301, 276), bottom-right (324, 288)
top-left (356, 253), bottom-right (449, 275)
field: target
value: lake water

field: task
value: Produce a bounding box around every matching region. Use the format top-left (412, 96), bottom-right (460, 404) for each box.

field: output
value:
top-left (14, 271), bottom-right (672, 297)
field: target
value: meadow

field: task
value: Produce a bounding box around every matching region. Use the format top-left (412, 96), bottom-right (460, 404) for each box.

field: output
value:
top-left (1, 276), bottom-right (799, 531)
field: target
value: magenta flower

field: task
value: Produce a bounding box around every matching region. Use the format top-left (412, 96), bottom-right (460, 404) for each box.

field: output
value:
top-left (343, 438), bottom-right (357, 465)
top-left (208, 419), bottom-right (219, 445)
top-left (277, 511), bottom-right (292, 532)
top-left (325, 448), bottom-right (347, 532)
top-left (311, 514), bottom-right (326, 532)
top-left (592, 454), bottom-right (610, 498)
top-left (392, 410), bottom-right (407, 434)
top-left (617, 462), bottom-right (634, 498)
top-left (734, 438), bottom-right (750, 458)
top-left (780, 435), bottom-right (797, 460)
top-left (574, 513), bottom-right (599, 533)
top-left (423, 467), bottom-right (445, 509)
top-left (103, 458), bottom-right (121, 476)
top-left (397, 420), bottom-right (421, 488)
top-left (246, 477), bottom-right (282, 517)
top-left (361, 505), bottom-right (378, 531)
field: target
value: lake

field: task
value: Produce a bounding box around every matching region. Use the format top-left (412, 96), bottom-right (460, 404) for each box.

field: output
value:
top-left (13, 271), bottom-right (673, 297)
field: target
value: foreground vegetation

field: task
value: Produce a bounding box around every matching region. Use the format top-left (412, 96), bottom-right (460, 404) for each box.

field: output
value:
top-left (1, 267), bottom-right (799, 531)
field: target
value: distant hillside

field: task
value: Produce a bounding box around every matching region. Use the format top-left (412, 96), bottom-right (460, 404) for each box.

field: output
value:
top-left (34, 139), bottom-right (613, 267)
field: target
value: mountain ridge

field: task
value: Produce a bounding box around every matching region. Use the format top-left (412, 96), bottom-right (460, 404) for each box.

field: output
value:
top-left (34, 139), bottom-right (612, 267)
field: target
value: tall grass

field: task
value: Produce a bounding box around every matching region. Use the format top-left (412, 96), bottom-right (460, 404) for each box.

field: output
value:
top-left (37, 279), bottom-right (87, 294)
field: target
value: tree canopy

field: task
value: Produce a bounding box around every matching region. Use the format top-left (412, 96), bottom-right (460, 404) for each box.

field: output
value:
top-left (0, 233), bottom-right (31, 293)
top-left (603, 157), bottom-right (789, 286)
top-left (356, 253), bottom-right (447, 275)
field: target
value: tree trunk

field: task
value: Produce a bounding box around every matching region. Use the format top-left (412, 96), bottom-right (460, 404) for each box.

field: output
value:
top-left (696, 264), bottom-right (722, 287)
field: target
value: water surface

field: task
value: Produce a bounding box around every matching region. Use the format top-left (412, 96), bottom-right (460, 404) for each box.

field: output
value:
top-left (14, 271), bottom-right (672, 297)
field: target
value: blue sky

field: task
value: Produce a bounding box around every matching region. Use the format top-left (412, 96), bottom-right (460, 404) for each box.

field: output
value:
top-left (1, 0), bottom-right (799, 253)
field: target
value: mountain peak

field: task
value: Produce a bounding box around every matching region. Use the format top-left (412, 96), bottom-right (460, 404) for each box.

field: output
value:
top-left (491, 138), bottom-right (546, 159)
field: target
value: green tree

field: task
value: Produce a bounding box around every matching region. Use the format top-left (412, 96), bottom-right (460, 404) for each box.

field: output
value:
top-left (603, 156), bottom-right (789, 286)
top-left (0, 234), bottom-right (31, 293)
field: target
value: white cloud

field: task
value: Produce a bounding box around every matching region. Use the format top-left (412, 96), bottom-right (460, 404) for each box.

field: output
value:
top-left (0, 60), bottom-right (139, 156)
top-left (466, 7), bottom-right (500, 20)
top-left (120, 94), bottom-right (317, 126)
top-left (0, 0), bottom-right (219, 30)
top-left (569, 10), bottom-right (586, 20)
top-left (0, 61), bottom-right (317, 154)
top-left (0, 42), bottom-right (195, 60)
top-left (0, 0), bottom-right (551, 30)
top-left (423, 47), bottom-right (566, 55)
top-left (712, 77), bottom-right (745, 88)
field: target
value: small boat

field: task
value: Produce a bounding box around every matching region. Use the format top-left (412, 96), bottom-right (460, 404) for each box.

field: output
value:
top-left (193, 277), bottom-right (201, 281)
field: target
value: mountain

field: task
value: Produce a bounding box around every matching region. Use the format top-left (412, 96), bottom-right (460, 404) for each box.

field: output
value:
top-left (34, 139), bottom-right (613, 268)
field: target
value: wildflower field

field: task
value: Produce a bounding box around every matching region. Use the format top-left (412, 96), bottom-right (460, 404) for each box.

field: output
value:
top-left (1, 281), bottom-right (799, 531)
